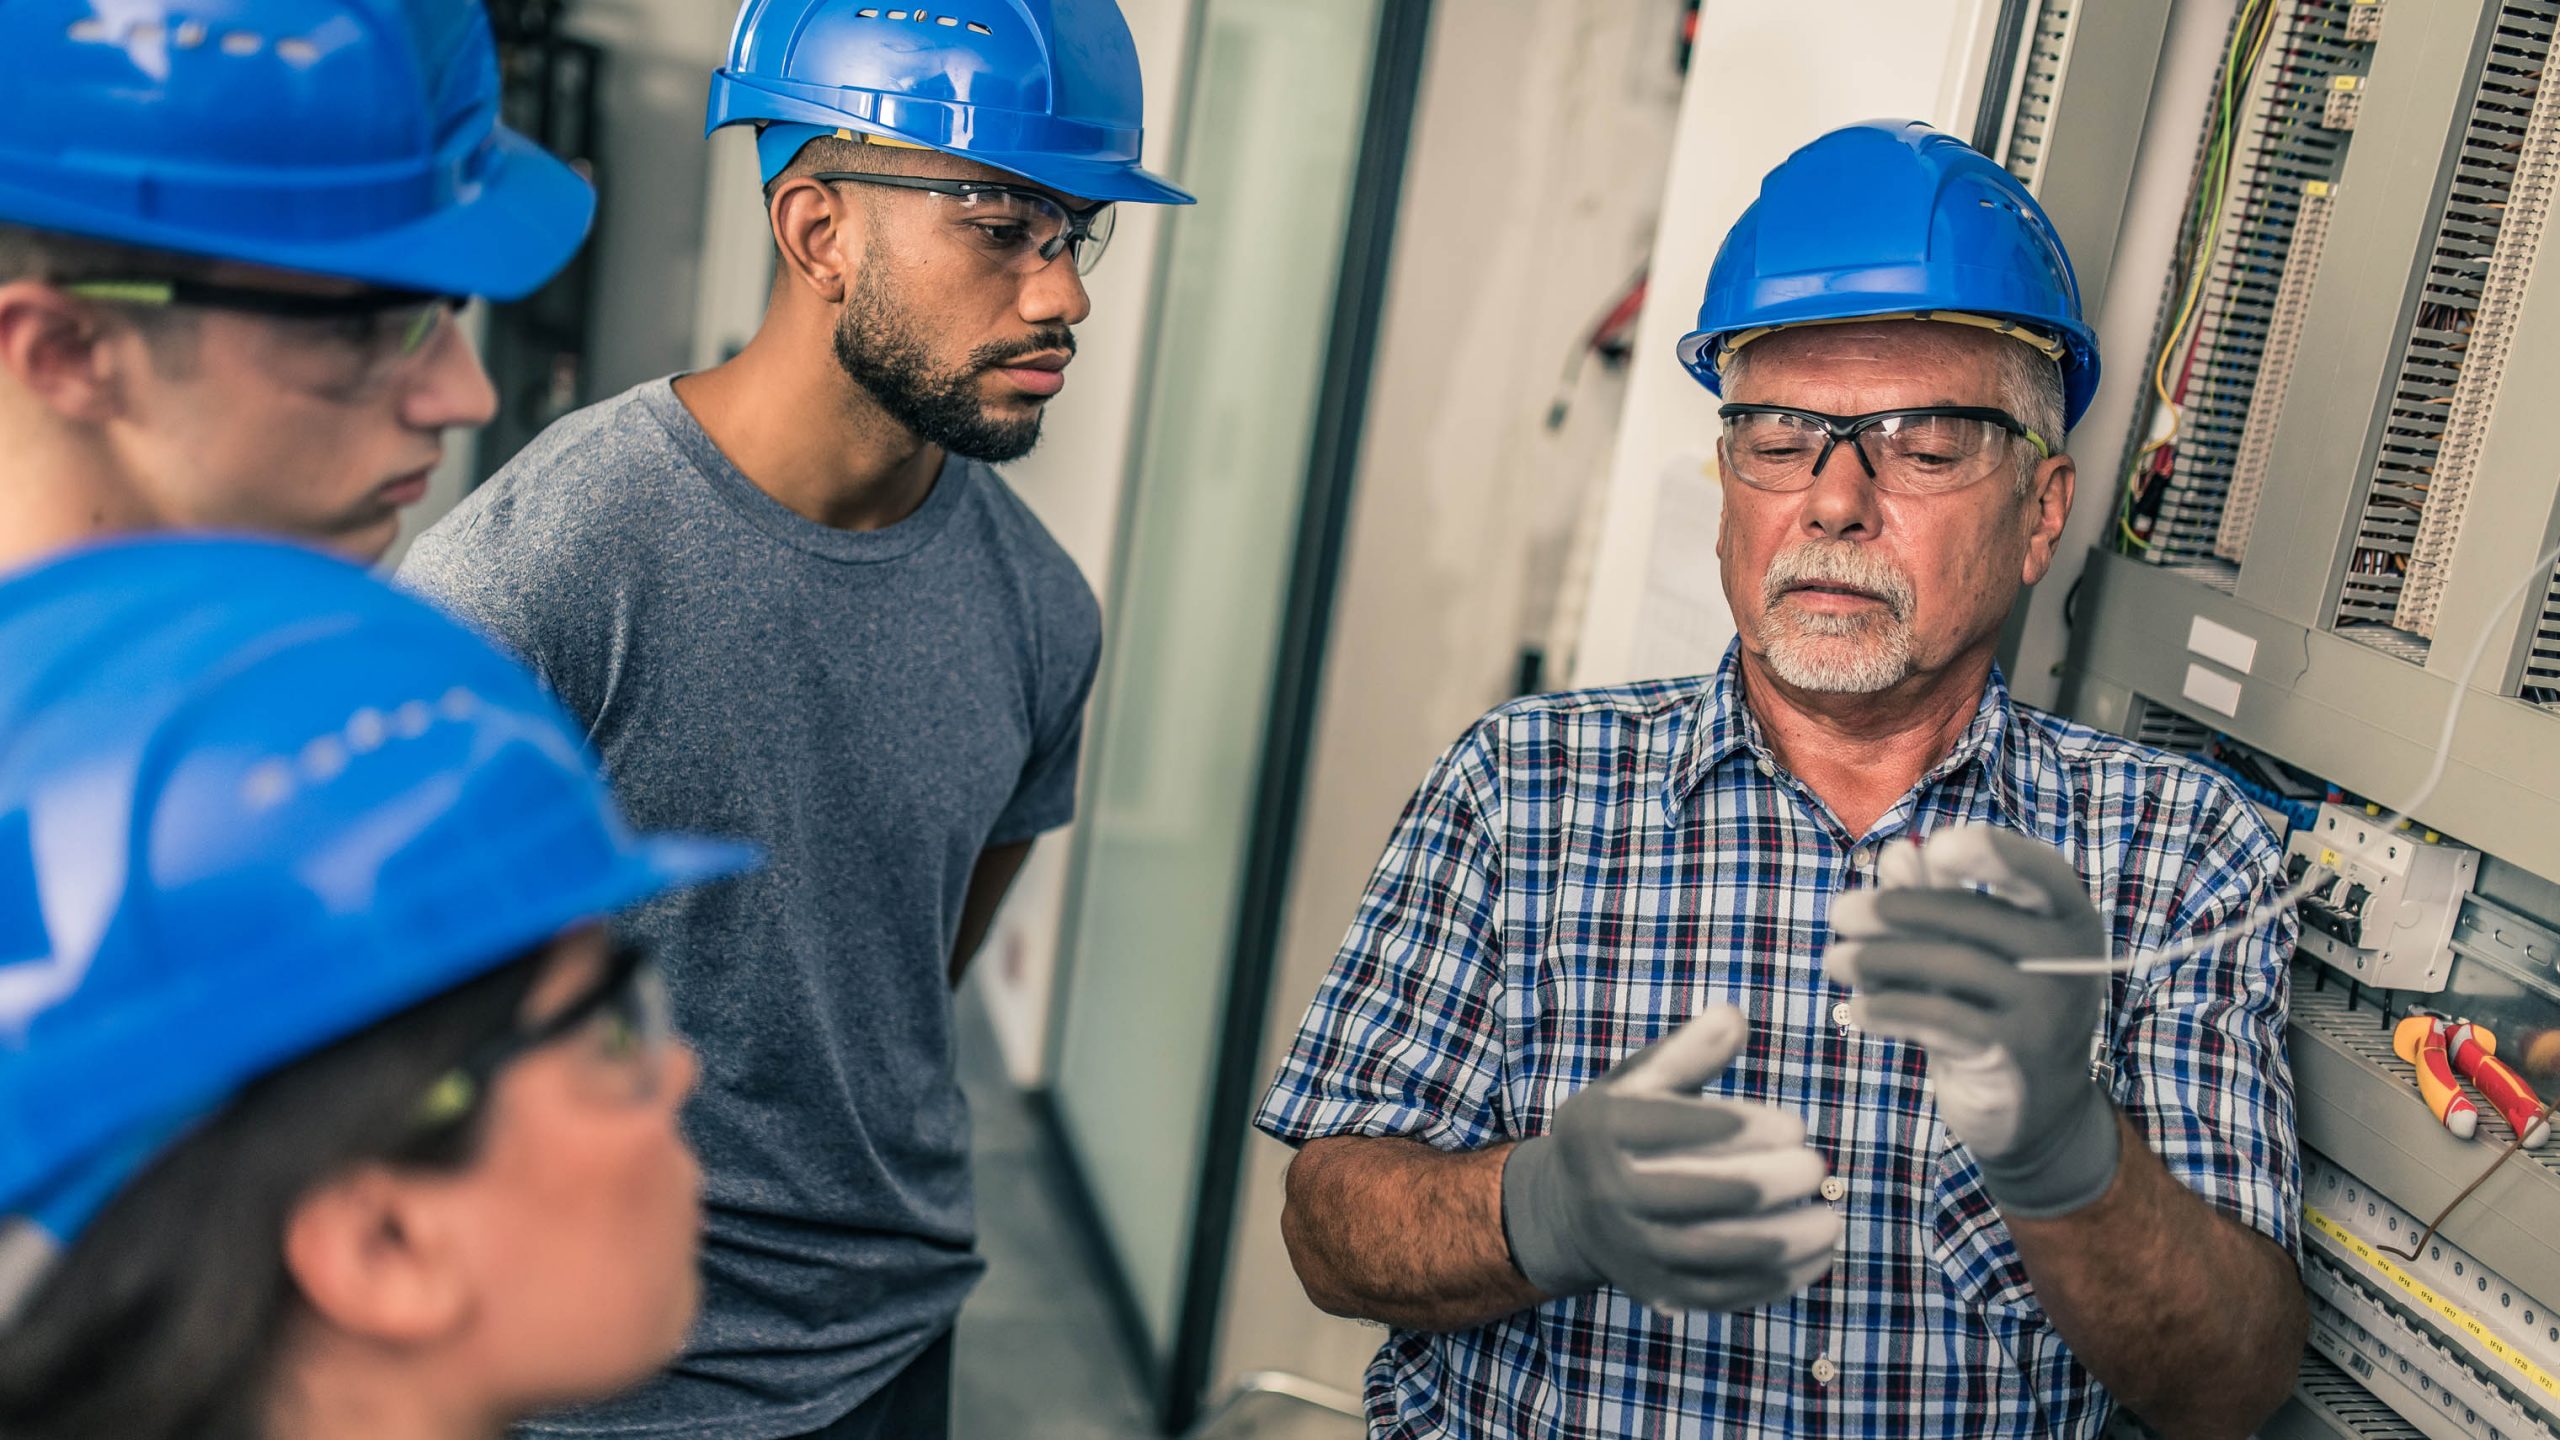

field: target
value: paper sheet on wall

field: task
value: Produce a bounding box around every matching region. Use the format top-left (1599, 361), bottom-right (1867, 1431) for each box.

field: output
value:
top-left (1624, 451), bottom-right (1737, 681)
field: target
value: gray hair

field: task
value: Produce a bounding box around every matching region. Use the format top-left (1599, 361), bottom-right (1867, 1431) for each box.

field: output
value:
top-left (1720, 326), bottom-right (2066, 495)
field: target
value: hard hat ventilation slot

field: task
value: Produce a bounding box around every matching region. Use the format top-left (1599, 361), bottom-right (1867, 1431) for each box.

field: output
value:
top-left (174, 20), bottom-right (206, 47)
top-left (221, 32), bottom-right (262, 56)
top-left (853, 8), bottom-right (991, 34)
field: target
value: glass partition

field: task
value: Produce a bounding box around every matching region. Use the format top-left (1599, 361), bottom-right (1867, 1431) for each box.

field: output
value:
top-left (1045, 0), bottom-right (1387, 1377)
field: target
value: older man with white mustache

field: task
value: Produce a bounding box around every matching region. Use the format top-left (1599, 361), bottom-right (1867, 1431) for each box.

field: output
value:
top-left (1256, 121), bottom-right (2305, 1440)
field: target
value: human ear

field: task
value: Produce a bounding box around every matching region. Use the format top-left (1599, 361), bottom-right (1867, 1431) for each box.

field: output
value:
top-left (2020, 452), bottom-right (2075, 585)
top-left (766, 180), bottom-right (860, 303)
top-left (0, 282), bottom-right (125, 423)
top-left (281, 1166), bottom-right (475, 1347)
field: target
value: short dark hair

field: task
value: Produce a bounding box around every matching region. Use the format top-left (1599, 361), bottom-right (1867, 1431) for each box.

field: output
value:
top-left (0, 225), bottom-right (215, 369)
top-left (0, 950), bottom-right (547, 1440)
top-left (0, 225), bottom-right (218, 288)
top-left (759, 131), bottom-right (938, 206)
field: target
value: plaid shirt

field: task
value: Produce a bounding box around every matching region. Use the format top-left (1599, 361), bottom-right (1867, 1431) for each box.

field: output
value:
top-left (1254, 644), bottom-right (2298, 1439)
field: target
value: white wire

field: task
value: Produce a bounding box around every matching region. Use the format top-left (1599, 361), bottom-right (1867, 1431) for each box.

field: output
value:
top-left (2018, 536), bottom-right (2560, 977)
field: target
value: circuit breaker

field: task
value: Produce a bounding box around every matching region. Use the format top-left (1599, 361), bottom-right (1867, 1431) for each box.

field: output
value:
top-left (2284, 804), bottom-right (2481, 992)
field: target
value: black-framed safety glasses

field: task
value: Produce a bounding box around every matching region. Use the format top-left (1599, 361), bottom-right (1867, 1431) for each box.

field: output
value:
top-left (1717, 403), bottom-right (2051, 496)
top-left (406, 942), bottom-right (676, 1142)
top-left (810, 171), bottom-right (1117, 275)
top-left (61, 277), bottom-right (462, 358)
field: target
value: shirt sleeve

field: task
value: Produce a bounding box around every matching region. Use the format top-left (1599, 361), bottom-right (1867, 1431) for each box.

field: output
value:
top-left (2107, 769), bottom-right (2302, 1258)
top-left (987, 580), bottom-right (1101, 847)
top-left (396, 502), bottom-right (608, 730)
top-left (1254, 722), bottom-right (1509, 1154)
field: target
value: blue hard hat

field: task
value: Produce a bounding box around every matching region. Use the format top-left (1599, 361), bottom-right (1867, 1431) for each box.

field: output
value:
top-left (708, 0), bottom-right (1195, 205)
top-left (0, 538), bottom-right (759, 1262)
top-left (1678, 120), bottom-right (2101, 431)
top-left (0, 0), bottom-right (596, 301)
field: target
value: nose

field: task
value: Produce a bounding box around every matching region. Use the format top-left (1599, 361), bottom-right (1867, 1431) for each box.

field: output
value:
top-left (400, 308), bottom-right (499, 431)
top-left (1799, 438), bottom-right (1884, 540)
top-left (1019, 254), bottom-right (1093, 329)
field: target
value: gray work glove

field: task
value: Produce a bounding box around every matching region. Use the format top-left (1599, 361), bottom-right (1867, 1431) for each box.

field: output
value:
top-left (1825, 823), bottom-right (2121, 1219)
top-left (1501, 1004), bottom-right (1842, 1312)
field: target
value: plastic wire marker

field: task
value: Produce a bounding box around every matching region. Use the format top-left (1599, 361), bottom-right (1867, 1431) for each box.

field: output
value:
top-left (2304, 1204), bottom-right (2560, 1406)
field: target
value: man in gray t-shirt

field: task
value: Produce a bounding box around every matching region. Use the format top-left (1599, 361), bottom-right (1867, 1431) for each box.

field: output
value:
top-left (402, 4), bottom-right (1192, 1436)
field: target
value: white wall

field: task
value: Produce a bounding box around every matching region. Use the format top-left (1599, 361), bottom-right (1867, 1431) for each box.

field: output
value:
top-left (564, 0), bottom-right (741, 397)
top-left (967, 0), bottom-right (1201, 1086)
top-left (1566, 0), bottom-right (2005, 688)
top-left (1210, 0), bottom-right (1689, 1398)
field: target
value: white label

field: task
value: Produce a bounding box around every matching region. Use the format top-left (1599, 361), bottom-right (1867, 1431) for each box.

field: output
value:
top-left (2182, 662), bottom-right (2244, 717)
top-left (2186, 615), bottom-right (2258, 675)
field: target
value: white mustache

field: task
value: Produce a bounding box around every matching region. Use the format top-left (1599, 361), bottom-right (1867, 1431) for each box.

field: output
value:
top-left (1762, 545), bottom-right (1916, 621)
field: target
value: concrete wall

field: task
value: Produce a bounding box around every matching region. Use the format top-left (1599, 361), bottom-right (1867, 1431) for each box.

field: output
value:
top-left (1208, 0), bottom-right (1689, 1398)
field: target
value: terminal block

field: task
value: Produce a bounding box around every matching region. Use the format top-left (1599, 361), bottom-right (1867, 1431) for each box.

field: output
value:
top-left (2283, 802), bottom-right (2479, 990)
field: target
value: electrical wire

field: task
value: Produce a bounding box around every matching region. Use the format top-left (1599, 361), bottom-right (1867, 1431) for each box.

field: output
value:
top-left (2376, 1095), bottom-right (2555, 1264)
top-left (2020, 533), bottom-right (2560, 976)
top-left (2116, 0), bottom-right (2282, 554)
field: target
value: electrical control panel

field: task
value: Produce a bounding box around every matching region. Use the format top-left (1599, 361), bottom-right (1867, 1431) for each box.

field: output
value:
top-left (2006, 0), bottom-right (2560, 1434)
top-left (2284, 804), bottom-right (2481, 992)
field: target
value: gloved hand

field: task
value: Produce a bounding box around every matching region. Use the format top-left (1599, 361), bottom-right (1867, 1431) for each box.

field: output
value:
top-left (1825, 824), bottom-right (2120, 1219)
top-left (1501, 1004), bottom-right (1841, 1312)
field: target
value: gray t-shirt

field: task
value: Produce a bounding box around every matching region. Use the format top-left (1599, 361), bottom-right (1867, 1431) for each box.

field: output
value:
top-left (400, 378), bottom-right (1100, 1438)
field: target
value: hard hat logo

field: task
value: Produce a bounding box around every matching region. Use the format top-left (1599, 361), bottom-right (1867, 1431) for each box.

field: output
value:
top-left (0, 811), bottom-right (69, 1033)
top-left (707, 0), bottom-right (1197, 205)
top-left (1679, 120), bottom-right (2102, 432)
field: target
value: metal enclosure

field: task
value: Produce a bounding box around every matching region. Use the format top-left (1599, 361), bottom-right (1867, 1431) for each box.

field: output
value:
top-left (2029, 1), bottom-right (2560, 1434)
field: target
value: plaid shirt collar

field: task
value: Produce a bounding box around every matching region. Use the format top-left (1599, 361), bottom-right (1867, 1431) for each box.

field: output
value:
top-left (1665, 642), bottom-right (2035, 831)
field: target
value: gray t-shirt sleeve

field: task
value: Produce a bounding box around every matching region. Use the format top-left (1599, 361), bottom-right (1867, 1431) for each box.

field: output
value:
top-left (988, 587), bottom-right (1100, 846)
top-left (397, 497), bottom-right (610, 727)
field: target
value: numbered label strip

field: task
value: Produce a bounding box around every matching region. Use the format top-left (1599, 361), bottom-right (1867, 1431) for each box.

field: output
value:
top-left (2307, 1205), bottom-right (2560, 1407)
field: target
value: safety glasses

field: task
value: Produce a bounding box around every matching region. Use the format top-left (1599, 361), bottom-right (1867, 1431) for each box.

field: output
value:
top-left (406, 943), bottom-right (677, 1142)
top-left (1717, 403), bottom-right (2051, 496)
top-left (62, 277), bottom-right (463, 398)
top-left (812, 171), bottom-right (1117, 275)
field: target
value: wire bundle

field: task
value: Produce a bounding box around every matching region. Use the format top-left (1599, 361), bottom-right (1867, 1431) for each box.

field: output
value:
top-left (2119, 0), bottom-right (2286, 553)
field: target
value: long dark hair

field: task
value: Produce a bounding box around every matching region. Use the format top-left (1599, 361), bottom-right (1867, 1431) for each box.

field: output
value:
top-left (0, 952), bottom-right (546, 1440)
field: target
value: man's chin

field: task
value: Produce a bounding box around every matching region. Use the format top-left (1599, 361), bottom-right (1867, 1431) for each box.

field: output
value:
top-left (1757, 631), bottom-right (1914, 695)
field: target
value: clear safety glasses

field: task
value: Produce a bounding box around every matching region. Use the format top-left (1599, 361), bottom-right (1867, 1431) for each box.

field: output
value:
top-left (407, 942), bottom-right (678, 1141)
top-left (63, 277), bottom-right (463, 398)
top-left (1717, 403), bottom-right (2051, 496)
top-left (812, 171), bottom-right (1118, 275)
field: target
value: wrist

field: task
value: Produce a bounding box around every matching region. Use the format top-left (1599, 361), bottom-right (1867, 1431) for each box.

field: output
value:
top-left (1977, 1088), bottom-right (2123, 1220)
top-left (1499, 1136), bottom-right (1597, 1298)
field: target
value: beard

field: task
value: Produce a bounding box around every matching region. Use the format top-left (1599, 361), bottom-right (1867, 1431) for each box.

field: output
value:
top-left (831, 262), bottom-right (1072, 464)
top-left (1753, 542), bottom-right (1922, 694)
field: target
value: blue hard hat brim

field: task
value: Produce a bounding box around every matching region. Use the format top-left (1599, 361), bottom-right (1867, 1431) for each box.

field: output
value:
top-left (972, 149), bottom-right (1195, 207)
top-left (0, 126), bottom-right (594, 302)
top-left (4, 828), bottom-right (762, 1248)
